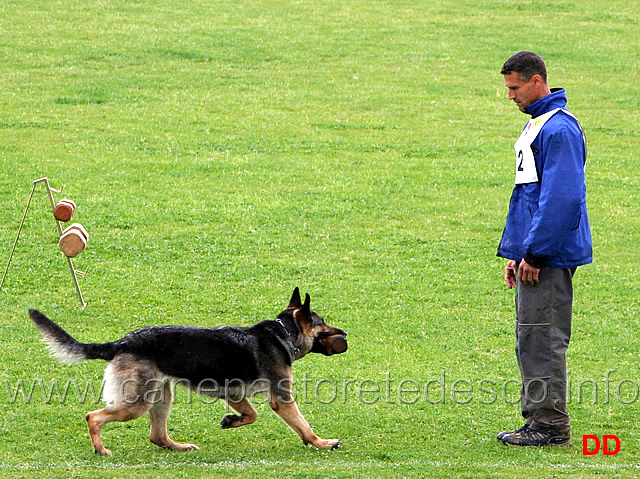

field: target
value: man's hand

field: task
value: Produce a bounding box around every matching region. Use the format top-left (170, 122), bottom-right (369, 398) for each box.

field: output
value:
top-left (518, 259), bottom-right (540, 286)
top-left (504, 260), bottom-right (517, 289)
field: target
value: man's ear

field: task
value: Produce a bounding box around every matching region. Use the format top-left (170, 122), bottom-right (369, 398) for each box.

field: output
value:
top-left (531, 73), bottom-right (545, 89)
top-left (288, 287), bottom-right (302, 309)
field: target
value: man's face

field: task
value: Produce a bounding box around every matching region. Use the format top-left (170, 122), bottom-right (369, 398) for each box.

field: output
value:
top-left (503, 71), bottom-right (540, 112)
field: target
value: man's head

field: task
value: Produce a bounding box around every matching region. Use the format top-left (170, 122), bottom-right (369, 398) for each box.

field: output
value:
top-left (501, 51), bottom-right (551, 113)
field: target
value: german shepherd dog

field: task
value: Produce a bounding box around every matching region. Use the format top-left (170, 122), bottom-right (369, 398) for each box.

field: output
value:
top-left (29, 288), bottom-right (347, 456)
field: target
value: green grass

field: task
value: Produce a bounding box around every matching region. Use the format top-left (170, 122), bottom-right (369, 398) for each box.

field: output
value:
top-left (1, 0), bottom-right (639, 477)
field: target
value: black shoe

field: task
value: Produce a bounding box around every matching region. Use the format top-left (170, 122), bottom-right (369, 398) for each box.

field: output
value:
top-left (500, 427), bottom-right (571, 447)
top-left (497, 424), bottom-right (529, 442)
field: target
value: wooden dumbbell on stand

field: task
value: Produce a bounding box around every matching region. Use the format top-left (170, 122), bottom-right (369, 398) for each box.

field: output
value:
top-left (2, 178), bottom-right (88, 308)
top-left (54, 199), bottom-right (77, 222)
top-left (54, 198), bottom-right (89, 257)
top-left (58, 223), bottom-right (89, 258)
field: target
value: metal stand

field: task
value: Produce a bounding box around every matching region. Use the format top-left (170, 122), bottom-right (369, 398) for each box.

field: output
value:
top-left (1, 177), bottom-right (88, 308)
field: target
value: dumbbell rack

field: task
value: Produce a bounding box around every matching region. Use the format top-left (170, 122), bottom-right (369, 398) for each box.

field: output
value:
top-left (1, 177), bottom-right (88, 308)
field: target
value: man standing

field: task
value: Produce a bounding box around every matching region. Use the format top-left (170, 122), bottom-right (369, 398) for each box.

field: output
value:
top-left (496, 51), bottom-right (592, 446)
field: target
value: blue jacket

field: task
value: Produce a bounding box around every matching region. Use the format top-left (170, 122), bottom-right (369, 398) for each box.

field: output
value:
top-left (497, 89), bottom-right (592, 269)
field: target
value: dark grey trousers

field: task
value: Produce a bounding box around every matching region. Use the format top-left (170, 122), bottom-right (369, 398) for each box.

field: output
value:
top-left (515, 266), bottom-right (576, 435)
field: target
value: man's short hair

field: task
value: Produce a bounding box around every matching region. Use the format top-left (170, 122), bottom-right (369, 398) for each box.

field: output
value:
top-left (500, 51), bottom-right (547, 83)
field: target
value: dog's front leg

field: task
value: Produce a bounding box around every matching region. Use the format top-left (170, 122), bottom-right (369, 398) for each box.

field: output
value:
top-left (269, 398), bottom-right (340, 450)
top-left (221, 398), bottom-right (258, 429)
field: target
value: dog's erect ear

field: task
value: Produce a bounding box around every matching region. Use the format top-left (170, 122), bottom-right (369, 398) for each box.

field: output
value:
top-left (288, 287), bottom-right (302, 309)
top-left (294, 293), bottom-right (312, 323)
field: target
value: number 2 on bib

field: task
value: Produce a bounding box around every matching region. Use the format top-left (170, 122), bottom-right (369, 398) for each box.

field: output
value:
top-left (517, 150), bottom-right (524, 172)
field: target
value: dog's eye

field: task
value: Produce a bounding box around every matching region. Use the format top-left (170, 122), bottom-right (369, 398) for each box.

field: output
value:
top-left (312, 318), bottom-right (326, 327)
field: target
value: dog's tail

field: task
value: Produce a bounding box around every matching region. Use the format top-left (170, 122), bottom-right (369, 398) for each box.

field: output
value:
top-left (29, 309), bottom-right (117, 364)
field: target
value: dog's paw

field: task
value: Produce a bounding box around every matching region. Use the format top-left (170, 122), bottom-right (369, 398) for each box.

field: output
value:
top-left (94, 447), bottom-right (112, 456)
top-left (174, 443), bottom-right (200, 452)
top-left (151, 437), bottom-right (200, 452)
top-left (309, 438), bottom-right (341, 450)
top-left (221, 414), bottom-right (240, 429)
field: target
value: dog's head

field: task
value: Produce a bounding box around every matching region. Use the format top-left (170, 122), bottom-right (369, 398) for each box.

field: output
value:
top-left (277, 287), bottom-right (347, 357)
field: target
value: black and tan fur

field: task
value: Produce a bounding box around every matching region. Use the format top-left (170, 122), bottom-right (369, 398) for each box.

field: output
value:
top-left (29, 288), bottom-right (347, 455)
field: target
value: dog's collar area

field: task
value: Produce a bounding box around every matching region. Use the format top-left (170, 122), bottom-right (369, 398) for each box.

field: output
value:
top-left (275, 319), bottom-right (300, 359)
top-left (275, 318), bottom-right (289, 334)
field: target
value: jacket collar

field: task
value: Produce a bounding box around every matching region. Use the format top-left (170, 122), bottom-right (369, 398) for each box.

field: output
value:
top-left (524, 88), bottom-right (567, 118)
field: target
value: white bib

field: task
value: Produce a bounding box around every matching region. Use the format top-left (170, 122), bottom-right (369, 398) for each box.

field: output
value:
top-left (513, 108), bottom-right (579, 184)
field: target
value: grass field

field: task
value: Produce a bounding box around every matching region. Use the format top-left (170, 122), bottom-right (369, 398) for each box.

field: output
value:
top-left (1, 0), bottom-right (639, 477)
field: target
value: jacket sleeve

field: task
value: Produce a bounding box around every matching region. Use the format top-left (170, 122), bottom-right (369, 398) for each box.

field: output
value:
top-left (523, 115), bottom-right (586, 267)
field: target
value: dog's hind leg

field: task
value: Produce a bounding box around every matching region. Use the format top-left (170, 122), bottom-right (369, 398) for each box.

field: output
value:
top-left (221, 398), bottom-right (258, 429)
top-left (86, 354), bottom-right (165, 456)
top-left (269, 398), bottom-right (340, 450)
top-left (149, 381), bottom-right (199, 452)
top-left (86, 401), bottom-right (151, 456)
